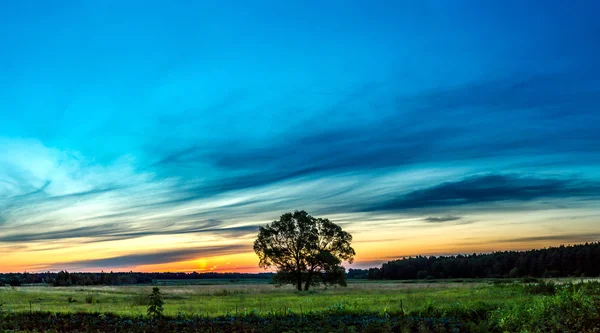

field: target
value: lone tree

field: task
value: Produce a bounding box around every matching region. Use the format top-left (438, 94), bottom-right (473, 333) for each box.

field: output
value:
top-left (254, 210), bottom-right (355, 291)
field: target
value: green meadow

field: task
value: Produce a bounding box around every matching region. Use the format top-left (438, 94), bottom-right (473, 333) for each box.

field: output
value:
top-left (1, 279), bottom-right (600, 332)
top-left (1, 280), bottom-right (511, 316)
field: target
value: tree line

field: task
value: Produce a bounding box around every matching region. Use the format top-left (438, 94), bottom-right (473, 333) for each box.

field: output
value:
top-left (0, 271), bottom-right (274, 287)
top-left (348, 242), bottom-right (600, 280)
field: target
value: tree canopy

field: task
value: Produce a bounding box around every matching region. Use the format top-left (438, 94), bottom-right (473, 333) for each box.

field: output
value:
top-left (253, 210), bottom-right (355, 291)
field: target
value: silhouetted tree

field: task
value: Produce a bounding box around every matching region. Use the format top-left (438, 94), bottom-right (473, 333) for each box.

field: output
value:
top-left (254, 210), bottom-right (355, 291)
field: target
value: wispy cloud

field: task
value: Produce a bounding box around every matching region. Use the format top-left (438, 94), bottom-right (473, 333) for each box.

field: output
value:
top-left (149, 73), bottom-right (600, 187)
top-left (0, 221), bottom-right (258, 243)
top-left (364, 174), bottom-right (600, 212)
top-left (424, 216), bottom-right (462, 223)
top-left (46, 244), bottom-right (250, 271)
top-left (497, 233), bottom-right (600, 245)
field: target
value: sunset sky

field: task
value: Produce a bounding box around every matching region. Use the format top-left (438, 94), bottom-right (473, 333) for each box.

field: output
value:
top-left (1, 1), bottom-right (600, 273)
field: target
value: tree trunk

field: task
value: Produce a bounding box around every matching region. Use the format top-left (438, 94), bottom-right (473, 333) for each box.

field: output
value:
top-left (303, 273), bottom-right (312, 291)
top-left (296, 273), bottom-right (302, 291)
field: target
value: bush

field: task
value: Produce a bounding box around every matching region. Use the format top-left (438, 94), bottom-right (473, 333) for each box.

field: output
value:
top-left (564, 280), bottom-right (600, 295)
top-left (524, 280), bottom-right (556, 295)
top-left (84, 294), bottom-right (96, 304)
top-left (490, 287), bottom-right (600, 332)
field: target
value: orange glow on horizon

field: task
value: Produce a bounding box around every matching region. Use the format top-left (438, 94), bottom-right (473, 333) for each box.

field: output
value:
top-left (1, 212), bottom-right (598, 273)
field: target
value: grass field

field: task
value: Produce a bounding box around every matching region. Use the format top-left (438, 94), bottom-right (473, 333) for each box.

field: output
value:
top-left (0, 280), bottom-right (507, 316)
top-left (1, 279), bottom-right (600, 332)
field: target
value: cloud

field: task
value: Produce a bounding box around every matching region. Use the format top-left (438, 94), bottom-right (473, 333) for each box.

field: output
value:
top-left (424, 216), bottom-right (462, 223)
top-left (147, 72), bottom-right (600, 198)
top-left (46, 244), bottom-right (250, 271)
top-left (0, 219), bottom-right (258, 243)
top-left (498, 233), bottom-right (600, 245)
top-left (364, 174), bottom-right (600, 212)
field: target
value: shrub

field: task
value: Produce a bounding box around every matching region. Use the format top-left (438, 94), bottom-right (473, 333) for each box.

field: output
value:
top-left (524, 280), bottom-right (556, 295)
top-left (490, 287), bottom-right (600, 332)
top-left (569, 280), bottom-right (600, 294)
top-left (147, 287), bottom-right (164, 319)
top-left (84, 294), bottom-right (96, 304)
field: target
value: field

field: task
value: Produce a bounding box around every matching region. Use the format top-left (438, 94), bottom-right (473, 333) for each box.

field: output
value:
top-left (0, 280), bottom-right (508, 316)
top-left (1, 279), bottom-right (600, 332)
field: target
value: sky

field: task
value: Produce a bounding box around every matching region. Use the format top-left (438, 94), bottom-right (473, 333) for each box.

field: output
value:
top-left (1, 1), bottom-right (599, 273)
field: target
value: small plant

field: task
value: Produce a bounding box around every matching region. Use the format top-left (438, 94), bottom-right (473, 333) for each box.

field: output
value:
top-left (84, 294), bottom-right (96, 304)
top-left (67, 296), bottom-right (76, 303)
top-left (147, 287), bottom-right (164, 319)
top-left (175, 311), bottom-right (188, 319)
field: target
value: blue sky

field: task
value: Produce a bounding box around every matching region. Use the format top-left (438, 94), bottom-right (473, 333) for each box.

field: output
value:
top-left (1, 1), bottom-right (599, 272)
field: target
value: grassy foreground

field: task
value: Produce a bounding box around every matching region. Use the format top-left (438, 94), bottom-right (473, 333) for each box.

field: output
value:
top-left (1, 279), bottom-right (599, 332)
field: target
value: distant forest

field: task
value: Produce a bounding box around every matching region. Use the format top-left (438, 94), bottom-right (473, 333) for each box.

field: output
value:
top-left (1, 242), bottom-right (599, 286)
top-left (0, 271), bottom-right (274, 287)
top-left (348, 242), bottom-right (600, 280)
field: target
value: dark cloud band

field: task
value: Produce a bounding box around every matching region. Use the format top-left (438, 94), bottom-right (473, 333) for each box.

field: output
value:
top-left (45, 244), bottom-right (250, 271)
